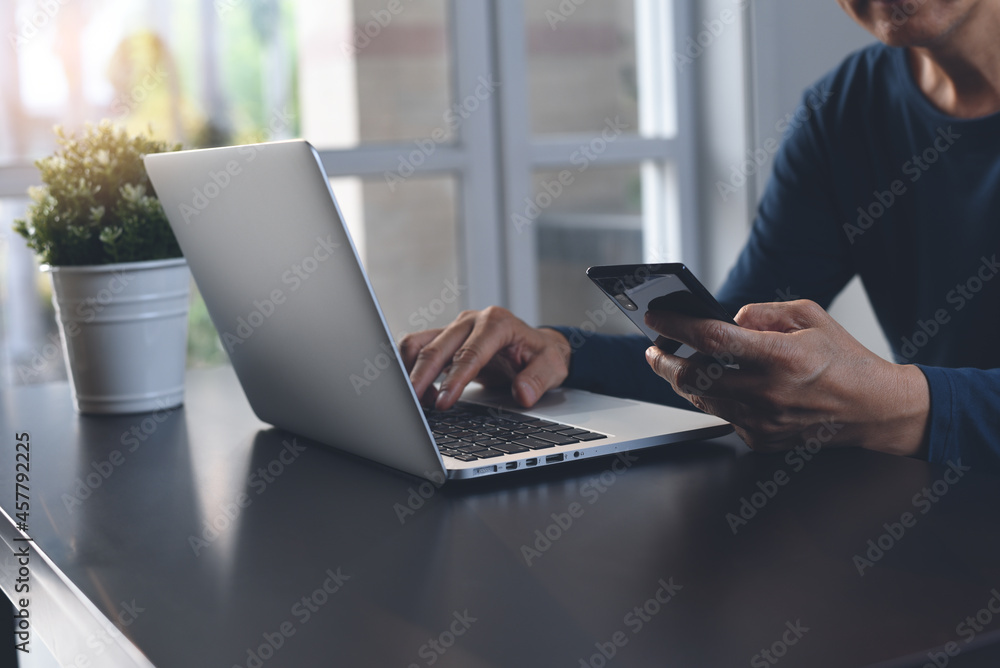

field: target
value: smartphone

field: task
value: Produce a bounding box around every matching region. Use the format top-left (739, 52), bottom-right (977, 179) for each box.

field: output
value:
top-left (587, 263), bottom-right (737, 357)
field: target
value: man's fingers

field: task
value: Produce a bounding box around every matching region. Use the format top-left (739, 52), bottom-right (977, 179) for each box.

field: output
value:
top-left (403, 308), bottom-right (570, 411)
top-left (735, 300), bottom-right (827, 333)
top-left (644, 346), bottom-right (755, 401)
top-left (399, 329), bottom-right (441, 372)
top-left (734, 303), bottom-right (798, 332)
top-left (510, 349), bottom-right (568, 407)
top-left (434, 314), bottom-right (515, 410)
top-left (644, 310), bottom-right (778, 366)
top-left (647, 355), bottom-right (750, 431)
top-left (407, 322), bottom-right (474, 400)
top-left (685, 393), bottom-right (747, 428)
top-left (419, 383), bottom-right (439, 409)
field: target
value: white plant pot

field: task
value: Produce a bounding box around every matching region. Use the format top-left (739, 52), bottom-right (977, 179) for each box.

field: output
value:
top-left (43, 258), bottom-right (190, 415)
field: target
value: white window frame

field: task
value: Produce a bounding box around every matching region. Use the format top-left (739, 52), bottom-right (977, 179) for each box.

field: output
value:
top-left (0, 0), bottom-right (700, 328)
top-left (494, 0), bottom-right (700, 324)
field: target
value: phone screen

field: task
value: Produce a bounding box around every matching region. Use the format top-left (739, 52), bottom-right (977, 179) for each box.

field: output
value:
top-left (587, 264), bottom-right (736, 357)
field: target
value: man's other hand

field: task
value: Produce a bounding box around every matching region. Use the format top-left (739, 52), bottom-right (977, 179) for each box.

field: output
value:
top-left (643, 300), bottom-right (930, 456)
top-left (400, 307), bottom-right (571, 411)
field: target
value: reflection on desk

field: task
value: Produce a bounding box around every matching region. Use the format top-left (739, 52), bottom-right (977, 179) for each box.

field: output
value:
top-left (2, 366), bottom-right (1000, 667)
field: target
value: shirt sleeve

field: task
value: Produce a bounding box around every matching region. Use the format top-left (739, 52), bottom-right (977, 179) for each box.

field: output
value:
top-left (542, 327), bottom-right (692, 409)
top-left (543, 85), bottom-right (856, 408)
top-left (915, 365), bottom-right (1000, 473)
top-left (715, 84), bottom-right (856, 314)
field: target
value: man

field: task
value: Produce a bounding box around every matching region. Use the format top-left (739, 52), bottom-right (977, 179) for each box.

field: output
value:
top-left (399, 0), bottom-right (1000, 471)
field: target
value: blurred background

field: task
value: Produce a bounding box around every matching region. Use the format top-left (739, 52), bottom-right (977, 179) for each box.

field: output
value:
top-left (0, 0), bottom-right (889, 391)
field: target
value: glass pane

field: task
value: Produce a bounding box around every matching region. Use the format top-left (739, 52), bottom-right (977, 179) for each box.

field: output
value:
top-left (533, 166), bottom-right (647, 335)
top-left (0, 197), bottom-right (68, 386)
top-left (0, 0), bottom-right (452, 163)
top-left (303, 0), bottom-right (453, 148)
top-left (0, 172), bottom-right (461, 388)
top-left (523, 0), bottom-right (639, 135)
top-left (332, 175), bottom-right (461, 340)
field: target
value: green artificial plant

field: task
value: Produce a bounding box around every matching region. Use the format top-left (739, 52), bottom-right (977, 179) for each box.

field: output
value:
top-left (14, 121), bottom-right (182, 266)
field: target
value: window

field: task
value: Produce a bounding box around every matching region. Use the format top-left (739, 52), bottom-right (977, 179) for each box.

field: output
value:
top-left (0, 0), bottom-right (696, 386)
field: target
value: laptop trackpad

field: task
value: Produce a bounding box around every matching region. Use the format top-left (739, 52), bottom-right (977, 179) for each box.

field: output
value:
top-left (459, 384), bottom-right (642, 420)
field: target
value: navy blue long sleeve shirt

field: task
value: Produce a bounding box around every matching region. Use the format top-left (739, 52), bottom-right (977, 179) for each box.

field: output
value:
top-left (550, 44), bottom-right (1000, 473)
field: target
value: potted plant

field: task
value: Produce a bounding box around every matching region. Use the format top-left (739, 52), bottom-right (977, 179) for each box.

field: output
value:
top-left (14, 122), bottom-right (189, 414)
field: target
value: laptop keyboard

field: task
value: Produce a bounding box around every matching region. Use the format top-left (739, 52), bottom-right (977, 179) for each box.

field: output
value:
top-left (424, 402), bottom-right (607, 462)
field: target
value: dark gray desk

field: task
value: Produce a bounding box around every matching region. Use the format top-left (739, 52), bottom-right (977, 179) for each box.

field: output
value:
top-left (3, 366), bottom-right (1000, 667)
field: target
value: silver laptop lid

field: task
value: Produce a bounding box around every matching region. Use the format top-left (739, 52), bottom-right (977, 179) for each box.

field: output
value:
top-left (145, 140), bottom-right (445, 480)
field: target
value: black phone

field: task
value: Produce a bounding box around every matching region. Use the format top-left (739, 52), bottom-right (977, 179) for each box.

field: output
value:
top-left (586, 263), bottom-right (737, 357)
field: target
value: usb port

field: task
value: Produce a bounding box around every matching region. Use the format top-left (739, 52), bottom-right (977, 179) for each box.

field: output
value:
top-left (525, 458), bottom-right (538, 467)
top-left (546, 454), bottom-right (565, 463)
top-left (506, 462), bottom-right (518, 470)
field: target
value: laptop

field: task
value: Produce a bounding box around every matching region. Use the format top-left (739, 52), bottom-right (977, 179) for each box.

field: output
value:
top-left (144, 140), bottom-right (731, 481)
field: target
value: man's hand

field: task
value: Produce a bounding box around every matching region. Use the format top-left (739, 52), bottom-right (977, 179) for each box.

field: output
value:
top-left (643, 300), bottom-right (930, 456)
top-left (399, 307), bottom-right (571, 411)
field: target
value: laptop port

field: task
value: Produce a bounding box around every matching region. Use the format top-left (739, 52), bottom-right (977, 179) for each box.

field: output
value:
top-left (506, 462), bottom-right (518, 470)
top-left (526, 458), bottom-right (538, 467)
top-left (546, 454), bottom-right (565, 463)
